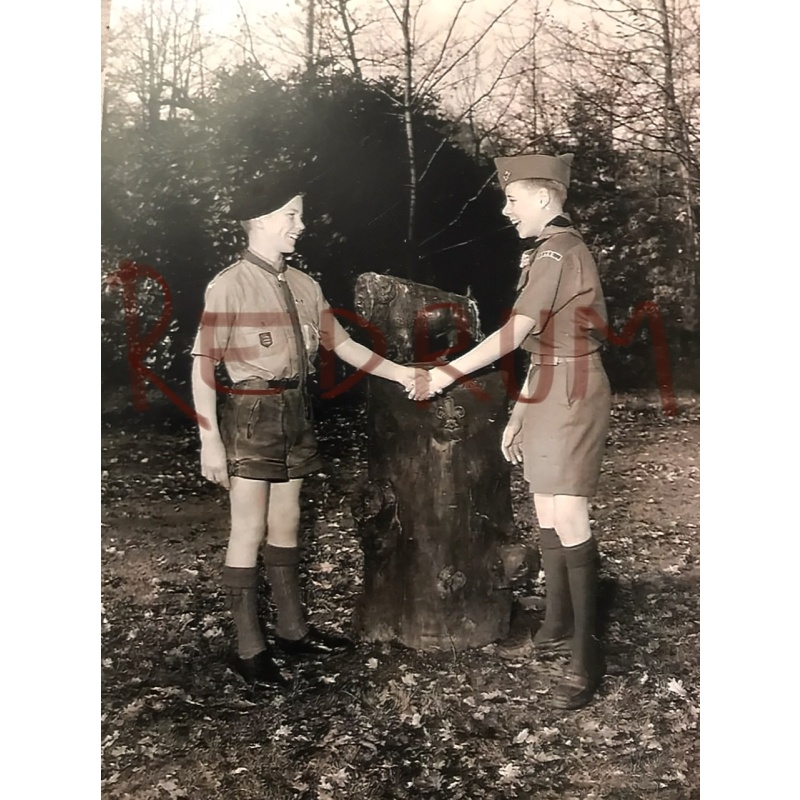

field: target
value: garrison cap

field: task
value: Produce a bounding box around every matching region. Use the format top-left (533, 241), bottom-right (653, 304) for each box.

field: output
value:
top-left (494, 153), bottom-right (574, 191)
top-left (229, 172), bottom-right (305, 221)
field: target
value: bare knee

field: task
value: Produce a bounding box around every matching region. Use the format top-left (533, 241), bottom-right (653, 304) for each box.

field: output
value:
top-left (533, 493), bottom-right (555, 529)
top-left (552, 495), bottom-right (591, 547)
top-left (266, 479), bottom-right (302, 547)
top-left (227, 477), bottom-right (268, 565)
top-left (267, 509), bottom-right (300, 547)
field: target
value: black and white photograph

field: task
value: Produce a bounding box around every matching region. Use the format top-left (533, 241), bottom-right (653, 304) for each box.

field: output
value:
top-left (99, 0), bottom-right (701, 797)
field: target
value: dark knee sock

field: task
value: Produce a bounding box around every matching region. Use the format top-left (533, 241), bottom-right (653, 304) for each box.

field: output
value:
top-left (264, 544), bottom-right (308, 641)
top-left (222, 565), bottom-right (266, 659)
top-left (563, 536), bottom-right (600, 672)
top-left (535, 528), bottom-right (574, 641)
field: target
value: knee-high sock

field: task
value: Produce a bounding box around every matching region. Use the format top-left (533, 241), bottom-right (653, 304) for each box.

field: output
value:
top-left (535, 527), bottom-right (574, 642)
top-left (563, 537), bottom-right (600, 673)
top-left (222, 565), bottom-right (266, 659)
top-left (264, 544), bottom-right (308, 641)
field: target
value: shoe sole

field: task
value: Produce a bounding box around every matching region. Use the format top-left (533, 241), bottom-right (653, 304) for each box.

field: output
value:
top-left (551, 668), bottom-right (603, 710)
top-left (497, 643), bottom-right (535, 659)
top-left (533, 637), bottom-right (573, 656)
top-left (231, 659), bottom-right (291, 687)
top-left (551, 690), bottom-right (596, 710)
top-left (497, 635), bottom-right (573, 660)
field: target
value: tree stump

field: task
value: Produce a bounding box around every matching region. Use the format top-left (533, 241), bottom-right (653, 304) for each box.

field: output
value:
top-left (353, 271), bottom-right (484, 364)
top-left (352, 273), bottom-right (530, 651)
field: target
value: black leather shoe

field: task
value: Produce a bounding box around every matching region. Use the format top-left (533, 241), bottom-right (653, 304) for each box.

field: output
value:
top-left (233, 649), bottom-right (290, 687)
top-left (275, 626), bottom-right (355, 656)
top-left (551, 643), bottom-right (605, 710)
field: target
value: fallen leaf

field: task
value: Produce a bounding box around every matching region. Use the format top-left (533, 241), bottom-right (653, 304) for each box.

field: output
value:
top-left (498, 762), bottom-right (521, 783)
top-left (667, 678), bottom-right (688, 698)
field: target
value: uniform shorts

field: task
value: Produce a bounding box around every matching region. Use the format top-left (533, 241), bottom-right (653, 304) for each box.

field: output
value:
top-left (220, 382), bottom-right (323, 481)
top-left (520, 353), bottom-right (611, 497)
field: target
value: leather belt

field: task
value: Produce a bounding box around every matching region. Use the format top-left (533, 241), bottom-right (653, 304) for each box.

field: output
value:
top-left (232, 377), bottom-right (301, 390)
top-left (530, 352), bottom-right (601, 367)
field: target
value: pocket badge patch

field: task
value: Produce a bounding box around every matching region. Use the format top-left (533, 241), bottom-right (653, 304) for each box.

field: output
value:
top-left (259, 331), bottom-right (273, 348)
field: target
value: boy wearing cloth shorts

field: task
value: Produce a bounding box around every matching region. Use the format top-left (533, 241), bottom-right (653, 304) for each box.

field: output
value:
top-left (192, 172), bottom-right (416, 685)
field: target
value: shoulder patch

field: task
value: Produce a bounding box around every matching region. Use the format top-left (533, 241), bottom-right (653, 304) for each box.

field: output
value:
top-left (536, 249), bottom-right (563, 262)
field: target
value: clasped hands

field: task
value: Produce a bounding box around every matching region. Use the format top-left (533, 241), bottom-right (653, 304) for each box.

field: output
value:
top-left (396, 365), bottom-right (525, 465)
top-left (399, 365), bottom-right (455, 401)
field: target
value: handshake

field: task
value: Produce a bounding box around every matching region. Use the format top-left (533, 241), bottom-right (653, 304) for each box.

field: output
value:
top-left (401, 365), bottom-right (455, 401)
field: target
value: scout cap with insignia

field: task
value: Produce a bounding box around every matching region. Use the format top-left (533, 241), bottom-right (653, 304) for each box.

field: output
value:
top-left (229, 171), bottom-right (305, 221)
top-left (494, 153), bottom-right (575, 191)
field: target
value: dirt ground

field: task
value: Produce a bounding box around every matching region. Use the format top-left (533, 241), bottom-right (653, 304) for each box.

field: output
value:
top-left (101, 390), bottom-right (699, 800)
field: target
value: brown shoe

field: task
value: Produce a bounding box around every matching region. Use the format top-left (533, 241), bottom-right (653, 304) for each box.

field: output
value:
top-left (496, 628), bottom-right (535, 659)
top-left (532, 632), bottom-right (573, 656)
top-left (552, 667), bottom-right (601, 710)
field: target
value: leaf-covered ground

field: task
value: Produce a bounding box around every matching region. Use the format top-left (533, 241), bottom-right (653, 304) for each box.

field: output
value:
top-left (101, 392), bottom-right (699, 800)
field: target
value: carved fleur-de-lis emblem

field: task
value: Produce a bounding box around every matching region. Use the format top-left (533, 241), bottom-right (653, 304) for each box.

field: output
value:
top-left (436, 396), bottom-right (466, 432)
top-left (375, 280), bottom-right (397, 305)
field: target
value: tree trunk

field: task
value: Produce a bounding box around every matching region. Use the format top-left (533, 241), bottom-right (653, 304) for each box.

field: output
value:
top-left (354, 372), bottom-right (521, 650)
top-left (305, 0), bottom-right (316, 81)
top-left (401, 0), bottom-right (417, 261)
top-left (352, 273), bottom-right (533, 651)
top-left (337, 0), bottom-right (362, 79)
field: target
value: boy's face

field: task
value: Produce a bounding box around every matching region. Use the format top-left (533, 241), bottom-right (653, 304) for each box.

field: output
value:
top-left (258, 194), bottom-right (305, 255)
top-left (502, 182), bottom-right (548, 239)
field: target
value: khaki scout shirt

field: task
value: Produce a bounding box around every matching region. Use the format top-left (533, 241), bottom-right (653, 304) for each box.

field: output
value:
top-left (512, 216), bottom-right (608, 359)
top-left (191, 256), bottom-right (351, 383)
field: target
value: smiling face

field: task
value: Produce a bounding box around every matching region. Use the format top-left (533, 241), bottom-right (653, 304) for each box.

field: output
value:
top-left (502, 180), bottom-right (555, 239)
top-left (253, 194), bottom-right (305, 260)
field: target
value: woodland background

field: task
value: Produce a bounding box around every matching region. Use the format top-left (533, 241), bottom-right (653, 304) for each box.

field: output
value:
top-left (101, 3), bottom-right (700, 797)
top-left (101, 0), bottom-right (699, 406)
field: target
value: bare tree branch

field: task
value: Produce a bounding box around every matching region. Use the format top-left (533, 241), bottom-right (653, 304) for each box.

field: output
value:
top-left (384, 0), bottom-right (404, 28)
top-left (418, 171), bottom-right (498, 248)
top-left (414, 0), bottom-right (518, 101)
top-left (414, 0), bottom-right (470, 91)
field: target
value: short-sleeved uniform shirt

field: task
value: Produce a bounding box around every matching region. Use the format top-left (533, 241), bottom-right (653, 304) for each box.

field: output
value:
top-left (511, 215), bottom-right (611, 497)
top-left (191, 255), bottom-right (350, 381)
top-left (191, 254), bottom-right (351, 482)
top-left (513, 216), bottom-right (607, 360)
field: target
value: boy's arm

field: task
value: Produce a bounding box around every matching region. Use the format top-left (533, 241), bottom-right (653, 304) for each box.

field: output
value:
top-left (500, 368), bottom-right (533, 466)
top-left (191, 355), bottom-right (230, 489)
top-left (332, 338), bottom-right (417, 388)
top-left (409, 313), bottom-right (536, 399)
top-left (317, 289), bottom-right (416, 389)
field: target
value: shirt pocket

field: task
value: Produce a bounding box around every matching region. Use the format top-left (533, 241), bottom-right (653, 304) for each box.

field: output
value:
top-left (301, 321), bottom-right (320, 356)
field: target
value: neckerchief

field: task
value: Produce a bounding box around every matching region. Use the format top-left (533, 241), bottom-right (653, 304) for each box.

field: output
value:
top-left (519, 214), bottom-right (573, 253)
top-left (242, 250), bottom-right (310, 416)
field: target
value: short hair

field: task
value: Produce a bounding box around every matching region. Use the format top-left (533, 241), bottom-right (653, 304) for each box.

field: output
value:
top-left (516, 178), bottom-right (568, 207)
